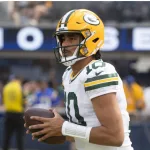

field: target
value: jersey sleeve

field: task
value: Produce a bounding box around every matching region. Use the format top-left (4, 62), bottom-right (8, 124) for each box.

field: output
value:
top-left (84, 62), bottom-right (119, 100)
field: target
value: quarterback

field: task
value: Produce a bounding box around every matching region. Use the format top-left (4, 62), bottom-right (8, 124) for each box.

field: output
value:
top-left (26, 9), bottom-right (134, 150)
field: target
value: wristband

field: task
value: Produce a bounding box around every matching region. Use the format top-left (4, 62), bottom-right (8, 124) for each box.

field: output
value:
top-left (62, 121), bottom-right (92, 142)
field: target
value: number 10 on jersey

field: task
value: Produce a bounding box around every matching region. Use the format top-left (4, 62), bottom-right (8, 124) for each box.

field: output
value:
top-left (64, 92), bottom-right (87, 126)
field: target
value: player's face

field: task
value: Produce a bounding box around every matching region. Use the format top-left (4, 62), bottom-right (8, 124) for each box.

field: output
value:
top-left (60, 33), bottom-right (83, 57)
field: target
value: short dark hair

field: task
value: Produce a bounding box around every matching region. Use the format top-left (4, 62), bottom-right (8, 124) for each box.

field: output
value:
top-left (93, 50), bottom-right (101, 60)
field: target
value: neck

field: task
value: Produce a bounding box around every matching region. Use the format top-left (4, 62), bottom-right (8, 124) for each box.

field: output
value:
top-left (71, 56), bottom-right (94, 76)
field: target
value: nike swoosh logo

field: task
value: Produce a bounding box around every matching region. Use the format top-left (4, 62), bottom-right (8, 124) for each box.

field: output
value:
top-left (95, 71), bottom-right (103, 76)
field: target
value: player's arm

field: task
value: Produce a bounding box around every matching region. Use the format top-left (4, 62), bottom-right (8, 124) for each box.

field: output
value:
top-left (89, 92), bottom-right (124, 146)
top-left (61, 92), bottom-right (124, 146)
top-left (62, 92), bottom-right (124, 146)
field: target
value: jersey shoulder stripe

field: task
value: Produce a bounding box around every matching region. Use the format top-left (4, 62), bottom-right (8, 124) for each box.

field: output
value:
top-left (84, 73), bottom-right (118, 91)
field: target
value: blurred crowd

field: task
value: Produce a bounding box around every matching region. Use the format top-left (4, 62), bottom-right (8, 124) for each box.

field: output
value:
top-left (123, 75), bottom-right (150, 122)
top-left (8, 1), bottom-right (53, 26)
top-left (4, 1), bottom-right (150, 26)
top-left (23, 78), bottom-right (64, 110)
top-left (0, 74), bottom-right (65, 114)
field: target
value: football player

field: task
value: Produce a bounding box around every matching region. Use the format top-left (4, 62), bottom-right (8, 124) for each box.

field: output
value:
top-left (26, 9), bottom-right (134, 150)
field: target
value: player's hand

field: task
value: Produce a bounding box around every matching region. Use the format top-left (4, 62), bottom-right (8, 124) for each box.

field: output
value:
top-left (23, 116), bottom-right (32, 136)
top-left (29, 109), bottom-right (65, 142)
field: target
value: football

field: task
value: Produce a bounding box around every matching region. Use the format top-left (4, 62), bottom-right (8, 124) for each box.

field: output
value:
top-left (24, 108), bottom-right (66, 144)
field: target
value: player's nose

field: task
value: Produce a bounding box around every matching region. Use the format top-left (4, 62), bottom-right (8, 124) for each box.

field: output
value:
top-left (62, 38), bottom-right (70, 47)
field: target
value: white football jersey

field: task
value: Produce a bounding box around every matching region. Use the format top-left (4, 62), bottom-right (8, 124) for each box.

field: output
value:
top-left (62, 59), bottom-right (133, 150)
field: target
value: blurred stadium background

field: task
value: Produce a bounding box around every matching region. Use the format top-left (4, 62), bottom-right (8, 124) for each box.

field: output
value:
top-left (0, 1), bottom-right (150, 150)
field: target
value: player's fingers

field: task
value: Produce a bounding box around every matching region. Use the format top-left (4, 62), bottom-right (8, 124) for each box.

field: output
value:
top-left (32, 128), bottom-right (49, 137)
top-left (30, 116), bottom-right (49, 122)
top-left (26, 130), bottom-right (30, 134)
top-left (52, 109), bottom-right (60, 118)
top-left (29, 123), bottom-right (48, 130)
top-left (32, 136), bottom-right (35, 140)
top-left (49, 108), bottom-right (53, 111)
top-left (38, 133), bottom-right (52, 142)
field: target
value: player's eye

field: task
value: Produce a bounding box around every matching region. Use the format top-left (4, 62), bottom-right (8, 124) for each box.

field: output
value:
top-left (69, 37), bottom-right (75, 41)
top-left (58, 35), bottom-right (65, 43)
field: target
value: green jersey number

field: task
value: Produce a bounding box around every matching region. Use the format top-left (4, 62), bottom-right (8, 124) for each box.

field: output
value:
top-left (65, 92), bottom-right (87, 126)
top-left (86, 60), bottom-right (105, 75)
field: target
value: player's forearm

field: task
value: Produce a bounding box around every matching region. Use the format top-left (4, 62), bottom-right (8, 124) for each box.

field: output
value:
top-left (62, 121), bottom-right (124, 146)
top-left (90, 126), bottom-right (124, 146)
